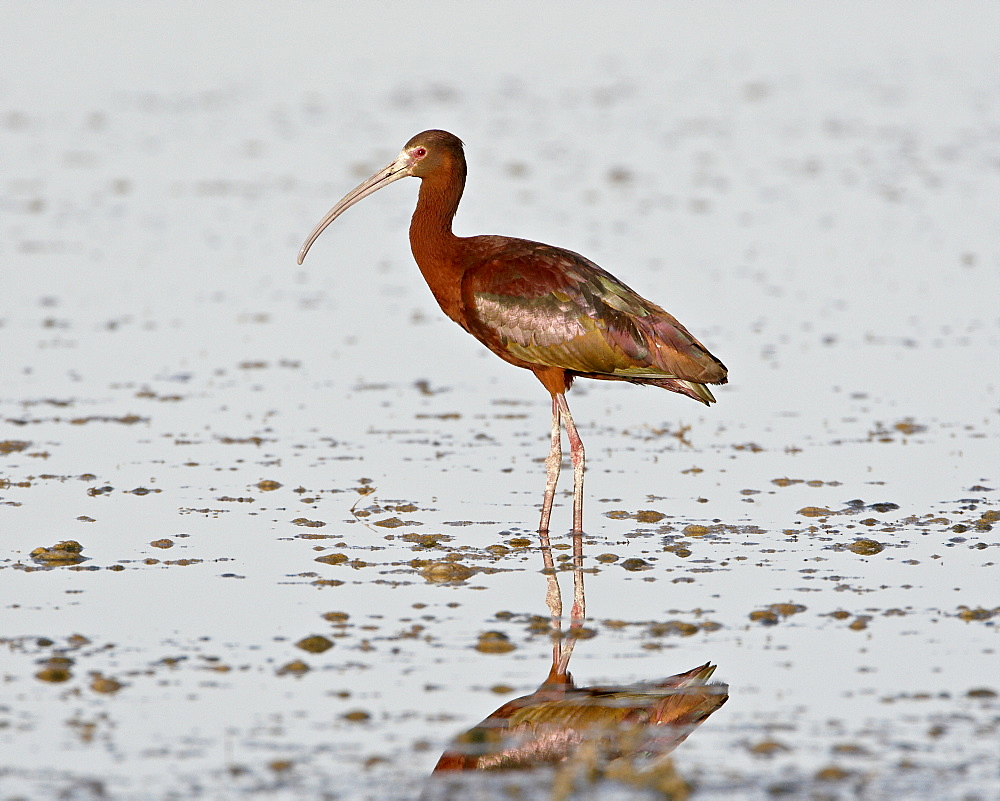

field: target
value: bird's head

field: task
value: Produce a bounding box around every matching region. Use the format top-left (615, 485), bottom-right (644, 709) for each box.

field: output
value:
top-left (400, 129), bottom-right (464, 178)
top-left (297, 130), bottom-right (464, 265)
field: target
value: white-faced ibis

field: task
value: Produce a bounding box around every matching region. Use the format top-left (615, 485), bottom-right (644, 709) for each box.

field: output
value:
top-left (299, 130), bottom-right (727, 533)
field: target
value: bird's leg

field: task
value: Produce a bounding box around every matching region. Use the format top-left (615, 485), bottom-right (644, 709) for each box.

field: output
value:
top-left (556, 394), bottom-right (585, 533)
top-left (569, 531), bottom-right (586, 626)
top-left (538, 395), bottom-right (562, 534)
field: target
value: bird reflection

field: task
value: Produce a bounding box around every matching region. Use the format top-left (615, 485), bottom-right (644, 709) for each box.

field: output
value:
top-left (431, 533), bottom-right (728, 780)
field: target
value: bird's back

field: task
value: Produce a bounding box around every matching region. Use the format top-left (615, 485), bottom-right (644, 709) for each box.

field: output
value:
top-left (458, 236), bottom-right (727, 400)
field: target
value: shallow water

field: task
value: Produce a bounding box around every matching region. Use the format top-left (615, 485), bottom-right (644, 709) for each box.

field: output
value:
top-left (2, 3), bottom-right (998, 799)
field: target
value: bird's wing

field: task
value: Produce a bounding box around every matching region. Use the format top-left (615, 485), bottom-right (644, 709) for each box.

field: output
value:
top-left (464, 239), bottom-right (726, 384)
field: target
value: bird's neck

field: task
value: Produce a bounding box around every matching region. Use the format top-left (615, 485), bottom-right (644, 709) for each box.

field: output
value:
top-left (409, 165), bottom-right (467, 322)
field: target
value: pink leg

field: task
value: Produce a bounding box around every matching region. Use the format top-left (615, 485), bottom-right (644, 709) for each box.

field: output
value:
top-left (538, 395), bottom-right (562, 533)
top-left (556, 394), bottom-right (585, 533)
top-left (569, 531), bottom-right (586, 625)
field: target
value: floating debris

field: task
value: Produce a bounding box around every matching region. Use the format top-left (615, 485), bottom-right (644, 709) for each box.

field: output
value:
top-left (292, 517), bottom-right (326, 528)
top-left (217, 435), bottom-right (265, 446)
top-left (750, 604), bottom-right (806, 626)
top-left (0, 440), bottom-right (31, 454)
top-left (798, 506), bottom-right (833, 517)
top-left (848, 539), bottom-right (885, 555)
top-left (374, 515), bottom-right (423, 528)
top-left (36, 656), bottom-right (74, 682)
top-left (956, 606), bottom-right (998, 623)
top-left (419, 560), bottom-right (475, 583)
top-left (315, 553), bottom-right (348, 565)
top-left (815, 765), bottom-right (851, 782)
top-left (30, 540), bottom-right (86, 565)
top-left (70, 414), bottom-right (146, 425)
top-left (894, 419), bottom-right (926, 436)
top-left (276, 660), bottom-right (310, 676)
top-left (402, 523), bottom-right (452, 548)
top-left (296, 635), bottom-right (334, 654)
top-left (90, 673), bottom-right (123, 693)
top-left (769, 603), bottom-right (807, 617)
top-left (748, 739), bottom-right (791, 757)
top-left (475, 631), bottom-right (516, 654)
top-left (648, 620), bottom-right (700, 637)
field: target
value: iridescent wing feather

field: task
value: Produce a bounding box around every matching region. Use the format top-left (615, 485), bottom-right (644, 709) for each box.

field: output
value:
top-left (462, 238), bottom-right (726, 400)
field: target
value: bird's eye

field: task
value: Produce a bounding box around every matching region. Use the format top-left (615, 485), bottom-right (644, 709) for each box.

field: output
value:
top-left (412, 147), bottom-right (427, 158)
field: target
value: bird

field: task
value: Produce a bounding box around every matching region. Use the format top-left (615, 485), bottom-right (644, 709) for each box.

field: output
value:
top-left (298, 130), bottom-right (727, 533)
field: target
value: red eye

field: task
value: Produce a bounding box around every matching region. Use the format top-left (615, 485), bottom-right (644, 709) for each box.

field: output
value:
top-left (413, 147), bottom-right (427, 158)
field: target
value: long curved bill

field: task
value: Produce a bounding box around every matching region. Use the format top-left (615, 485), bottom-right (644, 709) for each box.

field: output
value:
top-left (297, 151), bottom-right (412, 265)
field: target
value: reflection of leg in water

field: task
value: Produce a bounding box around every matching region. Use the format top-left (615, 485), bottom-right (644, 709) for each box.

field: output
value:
top-left (537, 529), bottom-right (566, 679)
top-left (538, 531), bottom-right (586, 682)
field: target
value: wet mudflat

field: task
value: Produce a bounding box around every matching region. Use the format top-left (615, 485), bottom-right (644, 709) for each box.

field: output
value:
top-left (1, 3), bottom-right (998, 800)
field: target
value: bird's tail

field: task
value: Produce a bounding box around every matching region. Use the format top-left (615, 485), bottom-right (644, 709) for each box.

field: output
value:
top-left (639, 377), bottom-right (717, 405)
top-left (683, 380), bottom-right (716, 405)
